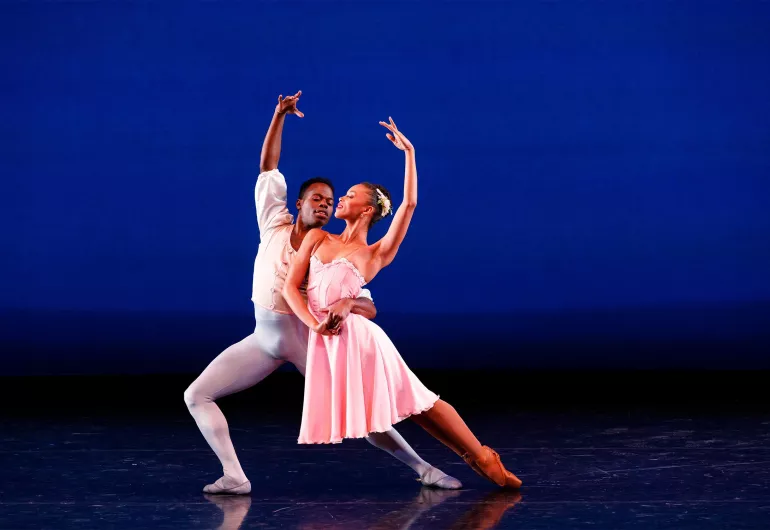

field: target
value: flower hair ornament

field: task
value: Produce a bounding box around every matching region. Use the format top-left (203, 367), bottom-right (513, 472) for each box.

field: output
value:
top-left (375, 188), bottom-right (393, 216)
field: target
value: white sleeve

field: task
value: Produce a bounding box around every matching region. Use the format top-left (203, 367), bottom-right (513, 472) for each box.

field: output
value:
top-left (255, 169), bottom-right (294, 236)
top-left (357, 289), bottom-right (373, 301)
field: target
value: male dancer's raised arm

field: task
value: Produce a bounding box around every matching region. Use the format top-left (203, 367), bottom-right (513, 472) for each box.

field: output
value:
top-left (260, 92), bottom-right (304, 173)
top-left (257, 91), bottom-right (376, 325)
top-left (254, 92), bottom-right (303, 236)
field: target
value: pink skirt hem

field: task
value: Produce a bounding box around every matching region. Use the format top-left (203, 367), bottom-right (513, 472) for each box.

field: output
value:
top-left (297, 395), bottom-right (440, 445)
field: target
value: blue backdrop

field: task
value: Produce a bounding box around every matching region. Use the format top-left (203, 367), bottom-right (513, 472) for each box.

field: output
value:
top-left (2, 1), bottom-right (769, 374)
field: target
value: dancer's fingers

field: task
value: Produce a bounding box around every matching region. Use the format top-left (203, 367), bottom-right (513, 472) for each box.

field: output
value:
top-left (322, 321), bottom-right (337, 336)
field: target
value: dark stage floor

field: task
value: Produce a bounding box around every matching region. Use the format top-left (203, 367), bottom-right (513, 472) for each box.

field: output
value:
top-left (1, 371), bottom-right (769, 529)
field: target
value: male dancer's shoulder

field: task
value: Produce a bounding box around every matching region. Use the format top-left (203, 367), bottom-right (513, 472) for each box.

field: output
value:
top-left (255, 168), bottom-right (294, 236)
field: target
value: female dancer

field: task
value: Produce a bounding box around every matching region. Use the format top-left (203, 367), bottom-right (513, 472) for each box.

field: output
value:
top-left (283, 118), bottom-right (521, 488)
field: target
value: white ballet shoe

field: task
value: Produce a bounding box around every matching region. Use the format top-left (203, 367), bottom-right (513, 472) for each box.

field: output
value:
top-left (418, 466), bottom-right (463, 490)
top-left (202, 475), bottom-right (252, 495)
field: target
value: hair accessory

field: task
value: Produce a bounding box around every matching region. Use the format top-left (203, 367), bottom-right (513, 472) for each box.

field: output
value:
top-left (375, 188), bottom-right (392, 216)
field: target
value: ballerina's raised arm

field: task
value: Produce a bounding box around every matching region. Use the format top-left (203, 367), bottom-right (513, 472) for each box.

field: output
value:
top-left (371, 117), bottom-right (417, 270)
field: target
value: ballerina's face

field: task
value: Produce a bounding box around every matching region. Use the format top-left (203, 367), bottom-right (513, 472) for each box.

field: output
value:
top-left (335, 184), bottom-right (375, 221)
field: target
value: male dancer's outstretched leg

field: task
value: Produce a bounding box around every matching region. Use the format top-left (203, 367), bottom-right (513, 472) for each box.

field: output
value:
top-left (186, 311), bottom-right (461, 493)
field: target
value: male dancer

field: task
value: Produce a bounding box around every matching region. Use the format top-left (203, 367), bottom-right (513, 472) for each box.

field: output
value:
top-left (185, 91), bottom-right (461, 494)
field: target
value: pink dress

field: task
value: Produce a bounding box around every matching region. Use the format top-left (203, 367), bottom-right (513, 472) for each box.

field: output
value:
top-left (298, 256), bottom-right (439, 444)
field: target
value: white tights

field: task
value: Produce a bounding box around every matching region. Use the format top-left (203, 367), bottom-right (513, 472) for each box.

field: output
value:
top-left (184, 304), bottom-right (433, 481)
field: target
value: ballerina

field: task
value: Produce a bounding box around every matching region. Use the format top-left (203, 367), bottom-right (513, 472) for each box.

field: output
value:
top-left (284, 117), bottom-right (522, 488)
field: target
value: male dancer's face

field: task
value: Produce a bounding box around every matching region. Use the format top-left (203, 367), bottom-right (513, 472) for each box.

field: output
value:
top-left (296, 183), bottom-right (334, 229)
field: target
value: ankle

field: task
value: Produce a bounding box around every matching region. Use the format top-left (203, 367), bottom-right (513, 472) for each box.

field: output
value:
top-left (413, 462), bottom-right (432, 477)
top-left (464, 445), bottom-right (486, 462)
top-left (222, 469), bottom-right (248, 483)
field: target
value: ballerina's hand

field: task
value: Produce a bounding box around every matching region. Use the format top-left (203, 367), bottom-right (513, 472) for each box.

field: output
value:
top-left (379, 117), bottom-right (414, 151)
top-left (276, 91), bottom-right (304, 118)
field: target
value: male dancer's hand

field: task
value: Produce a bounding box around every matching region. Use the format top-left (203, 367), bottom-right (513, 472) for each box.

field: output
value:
top-left (319, 299), bottom-right (354, 334)
top-left (312, 314), bottom-right (337, 336)
top-left (276, 91), bottom-right (304, 118)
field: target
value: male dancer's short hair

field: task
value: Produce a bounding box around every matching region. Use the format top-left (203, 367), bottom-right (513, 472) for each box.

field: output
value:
top-left (298, 177), bottom-right (335, 200)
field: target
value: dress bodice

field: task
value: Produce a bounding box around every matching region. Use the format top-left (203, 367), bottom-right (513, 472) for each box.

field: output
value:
top-left (306, 256), bottom-right (366, 316)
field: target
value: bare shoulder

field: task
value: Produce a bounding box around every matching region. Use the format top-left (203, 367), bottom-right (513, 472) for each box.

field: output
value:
top-left (307, 229), bottom-right (329, 246)
top-left (296, 228), bottom-right (327, 251)
top-left (307, 228), bottom-right (329, 239)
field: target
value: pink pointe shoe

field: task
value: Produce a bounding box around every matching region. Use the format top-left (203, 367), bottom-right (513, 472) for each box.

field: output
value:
top-left (462, 446), bottom-right (522, 489)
